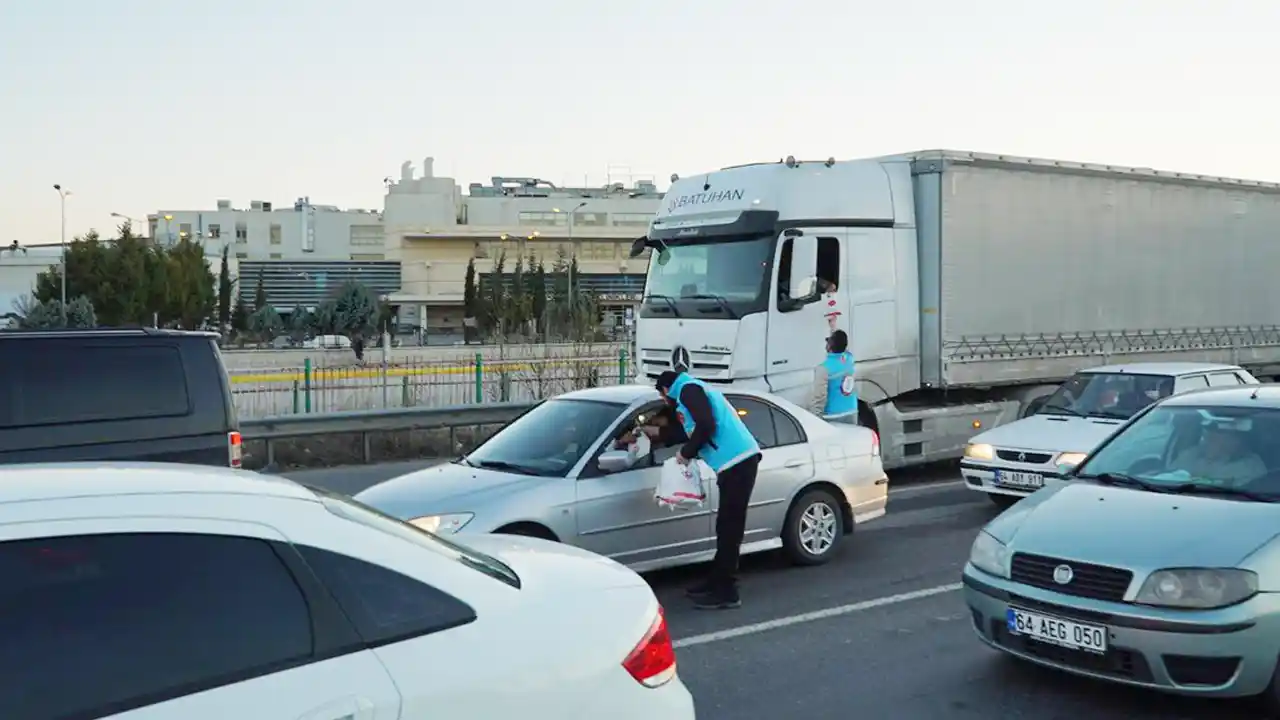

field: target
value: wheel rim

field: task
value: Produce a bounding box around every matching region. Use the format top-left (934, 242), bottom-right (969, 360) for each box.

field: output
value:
top-left (798, 501), bottom-right (838, 555)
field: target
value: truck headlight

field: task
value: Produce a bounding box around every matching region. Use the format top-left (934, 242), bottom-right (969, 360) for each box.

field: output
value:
top-left (969, 531), bottom-right (1010, 578)
top-left (964, 443), bottom-right (995, 461)
top-left (409, 513), bottom-right (474, 535)
top-left (1135, 568), bottom-right (1258, 609)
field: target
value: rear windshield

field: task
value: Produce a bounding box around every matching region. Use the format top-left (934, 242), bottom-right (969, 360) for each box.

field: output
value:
top-left (0, 341), bottom-right (191, 428)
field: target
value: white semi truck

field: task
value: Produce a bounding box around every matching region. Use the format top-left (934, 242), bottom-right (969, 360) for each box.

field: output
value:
top-left (630, 150), bottom-right (1280, 469)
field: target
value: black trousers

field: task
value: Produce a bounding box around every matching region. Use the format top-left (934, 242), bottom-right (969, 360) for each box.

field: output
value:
top-left (707, 454), bottom-right (761, 593)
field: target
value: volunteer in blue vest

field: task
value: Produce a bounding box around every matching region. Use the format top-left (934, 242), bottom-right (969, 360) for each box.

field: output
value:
top-left (655, 369), bottom-right (762, 610)
top-left (811, 330), bottom-right (858, 423)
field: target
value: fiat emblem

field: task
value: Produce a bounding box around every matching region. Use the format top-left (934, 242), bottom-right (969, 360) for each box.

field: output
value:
top-left (1052, 564), bottom-right (1074, 585)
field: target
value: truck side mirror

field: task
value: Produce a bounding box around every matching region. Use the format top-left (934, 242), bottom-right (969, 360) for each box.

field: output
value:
top-left (629, 237), bottom-right (648, 258)
top-left (788, 234), bottom-right (819, 299)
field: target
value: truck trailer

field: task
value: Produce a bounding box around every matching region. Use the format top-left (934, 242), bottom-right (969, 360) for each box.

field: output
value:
top-left (630, 150), bottom-right (1280, 469)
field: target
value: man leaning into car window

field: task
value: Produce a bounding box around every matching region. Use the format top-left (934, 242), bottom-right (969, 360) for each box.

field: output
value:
top-left (615, 404), bottom-right (688, 450)
top-left (1172, 423), bottom-right (1266, 486)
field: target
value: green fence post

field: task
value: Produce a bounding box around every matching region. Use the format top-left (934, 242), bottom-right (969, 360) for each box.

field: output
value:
top-left (303, 358), bottom-right (313, 414)
top-left (292, 380), bottom-right (300, 414)
top-left (401, 375), bottom-right (410, 407)
top-left (474, 353), bottom-right (483, 404)
top-left (618, 348), bottom-right (628, 384)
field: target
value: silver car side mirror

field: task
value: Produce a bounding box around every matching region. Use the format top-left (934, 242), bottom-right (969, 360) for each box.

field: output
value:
top-left (598, 450), bottom-right (634, 473)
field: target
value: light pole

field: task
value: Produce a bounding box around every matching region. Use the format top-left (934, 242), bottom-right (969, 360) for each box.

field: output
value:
top-left (110, 212), bottom-right (141, 235)
top-left (554, 201), bottom-right (588, 297)
top-left (162, 214), bottom-right (174, 245)
top-left (53, 184), bottom-right (69, 325)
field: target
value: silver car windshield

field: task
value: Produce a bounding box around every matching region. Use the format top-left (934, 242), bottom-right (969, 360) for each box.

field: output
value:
top-left (465, 398), bottom-right (625, 477)
top-left (1038, 372), bottom-right (1174, 420)
top-left (1077, 405), bottom-right (1280, 498)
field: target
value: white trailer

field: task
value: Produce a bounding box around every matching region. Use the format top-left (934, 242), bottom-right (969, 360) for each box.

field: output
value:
top-left (631, 150), bottom-right (1280, 469)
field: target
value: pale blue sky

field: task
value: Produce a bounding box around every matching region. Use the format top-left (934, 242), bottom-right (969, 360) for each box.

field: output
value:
top-left (2, 0), bottom-right (1275, 243)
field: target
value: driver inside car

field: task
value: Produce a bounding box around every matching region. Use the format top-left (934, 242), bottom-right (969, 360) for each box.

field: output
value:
top-left (615, 405), bottom-right (689, 455)
top-left (1170, 422), bottom-right (1266, 486)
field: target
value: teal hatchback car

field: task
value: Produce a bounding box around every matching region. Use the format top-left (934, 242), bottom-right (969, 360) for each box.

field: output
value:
top-left (963, 385), bottom-right (1280, 710)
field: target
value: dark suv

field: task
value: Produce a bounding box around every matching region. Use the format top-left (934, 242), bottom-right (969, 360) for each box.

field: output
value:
top-left (0, 328), bottom-right (242, 467)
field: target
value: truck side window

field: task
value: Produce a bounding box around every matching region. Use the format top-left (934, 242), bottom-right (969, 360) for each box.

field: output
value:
top-left (817, 236), bottom-right (840, 288)
top-left (776, 238), bottom-right (793, 299)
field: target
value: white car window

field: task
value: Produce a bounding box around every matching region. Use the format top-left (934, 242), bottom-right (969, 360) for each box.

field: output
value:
top-left (0, 532), bottom-right (313, 719)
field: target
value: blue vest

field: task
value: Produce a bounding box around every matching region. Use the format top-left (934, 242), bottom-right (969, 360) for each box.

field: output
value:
top-left (667, 374), bottom-right (761, 473)
top-left (822, 352), bottom-right (858, 418)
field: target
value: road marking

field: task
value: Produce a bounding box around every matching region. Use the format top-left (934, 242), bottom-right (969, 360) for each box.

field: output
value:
top-left (672, 582), bottom-right (964, 649)
top-left (889, 479), bottom-right (963, 495)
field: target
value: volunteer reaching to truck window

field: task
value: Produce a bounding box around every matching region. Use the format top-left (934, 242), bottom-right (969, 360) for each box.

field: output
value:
top-left (655, 369), bottom-right (762, 610)
top-left (811, 330), bottom-right (858, 423)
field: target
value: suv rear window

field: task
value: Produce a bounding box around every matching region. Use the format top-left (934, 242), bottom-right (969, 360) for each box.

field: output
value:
top-left (1, 342), bottom-right (191, 428)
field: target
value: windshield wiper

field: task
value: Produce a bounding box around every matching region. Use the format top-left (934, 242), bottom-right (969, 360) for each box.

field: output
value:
top-left (1077, 472), bottom-right (1164, 492)
top-left (681, 293), bottom-right (739, 319)
top-left (1041, 402), bottom-right (1085, 418)
top-left (1162, 482), bottom-right (1279, 503)
top-left (456, 455), bottom-right (476, 468)
top-left (1088, 410), bottom-right (1130, 420)
top-left (472, 460), bottom-right (547, 477)
top-left (642, 294), bottom-right (682, 317)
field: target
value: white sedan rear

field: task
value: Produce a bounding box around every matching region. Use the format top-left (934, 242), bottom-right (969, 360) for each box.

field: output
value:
top-left (0, 463), bottom-right (695, 719)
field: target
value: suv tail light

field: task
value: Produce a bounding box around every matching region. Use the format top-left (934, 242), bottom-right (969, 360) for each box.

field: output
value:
top-left (622, 606), bottom-right (676, 688)
top-left (870, 430), bottom-right (880, 457)
top-left (228, 431), bottom-right (243, 468)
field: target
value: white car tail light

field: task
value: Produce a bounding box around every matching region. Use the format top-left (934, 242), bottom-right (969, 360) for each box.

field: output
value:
top-left (228, 431), bottom-right (243, 468)
top-left (622, 606), bottom-right (676, 688)
top-left (870, 430), bottom-right (880, 457)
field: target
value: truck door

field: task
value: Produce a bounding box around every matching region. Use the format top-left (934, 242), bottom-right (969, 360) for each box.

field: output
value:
top-left (767, 229), bottom-right (844, 403)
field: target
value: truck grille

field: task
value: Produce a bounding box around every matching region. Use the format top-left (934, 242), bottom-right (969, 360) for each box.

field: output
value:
top-left (1010, 553), bottom-right (1133, 602)
top-left (995, 450), bottom-right (1053, 464)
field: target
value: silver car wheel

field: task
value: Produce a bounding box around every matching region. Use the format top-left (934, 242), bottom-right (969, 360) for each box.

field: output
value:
top-left (798, 501), bottom-right (838, 555)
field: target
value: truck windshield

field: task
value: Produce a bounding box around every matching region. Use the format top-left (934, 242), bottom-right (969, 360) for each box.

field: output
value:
top-left (639, 234), bottom-right (774, 318)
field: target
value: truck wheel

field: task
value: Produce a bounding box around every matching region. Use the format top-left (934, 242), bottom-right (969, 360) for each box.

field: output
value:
top-left (988, 494), bottom-right (1020, 511)
top-left (783, 489), bottom-right (844, 566)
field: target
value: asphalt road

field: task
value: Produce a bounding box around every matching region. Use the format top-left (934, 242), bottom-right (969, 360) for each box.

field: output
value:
top-left (285, 463), bottom-right (1268, 720)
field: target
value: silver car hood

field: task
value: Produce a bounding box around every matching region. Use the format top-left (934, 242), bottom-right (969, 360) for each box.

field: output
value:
top-left (354, 462), bottom-right (535, 520)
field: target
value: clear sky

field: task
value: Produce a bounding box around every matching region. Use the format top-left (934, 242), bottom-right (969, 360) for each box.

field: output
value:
top-left (2, 0), bottom-right (1275, 243)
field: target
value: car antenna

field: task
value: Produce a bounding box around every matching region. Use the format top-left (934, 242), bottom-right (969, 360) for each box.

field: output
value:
top-left (1251, 385), bottom-right (1262, 400)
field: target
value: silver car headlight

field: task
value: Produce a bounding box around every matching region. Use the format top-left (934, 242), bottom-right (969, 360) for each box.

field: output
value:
top-left (409, 513), bottom-right (474, 535)
top-left (1135, 568), bottom-right (1258, 609)
top-left (964, 443), bottom-right (995, 461)
top-left (969, 531), bottom-right (1010, 578)
top-left (1055, 452), bottom-right (1088, 467)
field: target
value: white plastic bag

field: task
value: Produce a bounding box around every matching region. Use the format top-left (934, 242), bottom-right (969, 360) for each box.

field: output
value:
top-left (626, 433), bottom-right (651, 466)
top-left (655, 456), bottom-right (711, 510)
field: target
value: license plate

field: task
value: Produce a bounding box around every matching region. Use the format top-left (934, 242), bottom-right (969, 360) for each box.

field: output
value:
top-left (1006, 607), bottom-right (1108, 654)
top-left (996, 470), bottom-right (1043, 489)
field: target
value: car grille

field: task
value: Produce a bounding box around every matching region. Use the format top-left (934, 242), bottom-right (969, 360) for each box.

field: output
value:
top-left (1010, 553), bottom-right (1133, 602)
top-left (995, 449), bottom-right (1053, 464)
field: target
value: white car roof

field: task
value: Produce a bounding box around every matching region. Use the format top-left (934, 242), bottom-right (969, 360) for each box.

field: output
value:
top-left (1082, 361), bottom-right (1242, 377)
top-left (0, 463), bottom-right (316, 510)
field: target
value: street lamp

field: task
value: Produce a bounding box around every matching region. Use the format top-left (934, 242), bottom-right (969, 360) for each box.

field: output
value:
top-left (553, 202), bottom-right (588, 297)
top-left (162, 214), bottom-right (174, 245)
top-left (52, 184), bottom-right (69, 325)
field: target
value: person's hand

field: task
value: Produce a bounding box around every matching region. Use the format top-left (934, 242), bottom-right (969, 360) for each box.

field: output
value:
top-left (675, 452), bottom-right (691, 465)
top-left (616, 430), bottom-right (636, 448)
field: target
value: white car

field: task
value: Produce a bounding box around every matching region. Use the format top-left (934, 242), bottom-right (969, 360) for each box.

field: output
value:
top-left (962, 362), bottom-right (1258, 508)
top-left (0, 463), bottom-right (695, 720)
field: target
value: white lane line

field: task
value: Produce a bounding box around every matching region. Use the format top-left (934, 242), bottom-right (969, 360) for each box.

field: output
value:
top-left (672, 582), bottom-right (964, 649)
top-left (889, 479), bottom-right (963, 495)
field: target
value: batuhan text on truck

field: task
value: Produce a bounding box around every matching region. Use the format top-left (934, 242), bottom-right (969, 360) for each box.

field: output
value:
top-left (629, 151), bottom-right (1280, 469)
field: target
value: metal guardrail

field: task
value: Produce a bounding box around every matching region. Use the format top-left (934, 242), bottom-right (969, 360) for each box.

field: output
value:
top-left (241, 402), bottom-right (536, 466)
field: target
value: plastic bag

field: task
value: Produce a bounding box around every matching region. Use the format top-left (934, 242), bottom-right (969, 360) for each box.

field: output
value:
top-left (626, 433), bottom-right (651, 466)
top-left (655, 456), bottom-right (711, 510)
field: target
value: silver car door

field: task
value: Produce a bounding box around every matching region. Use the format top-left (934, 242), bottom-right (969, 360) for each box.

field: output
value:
top-left (724, 396), bottom-right (813, 545)
top-left (573, 406), bottom-right (714, 569)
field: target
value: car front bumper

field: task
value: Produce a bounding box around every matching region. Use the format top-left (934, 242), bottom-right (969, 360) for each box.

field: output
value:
top-left (960, 461), bottom-right (1063, 498)
top-left (963, 563), bottom-right (1280, 698)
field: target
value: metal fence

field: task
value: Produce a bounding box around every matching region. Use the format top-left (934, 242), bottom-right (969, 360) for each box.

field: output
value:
top-left (231, 345), bottom-right (633, 418)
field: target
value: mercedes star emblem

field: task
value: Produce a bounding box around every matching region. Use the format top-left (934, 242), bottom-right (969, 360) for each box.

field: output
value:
top-left (671, 345), bottom-right (693, 372)
top-left (1052, 564), bottom-right (1074, 585)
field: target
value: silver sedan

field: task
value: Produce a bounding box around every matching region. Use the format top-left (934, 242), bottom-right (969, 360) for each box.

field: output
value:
top-left (355, 384), bottom-right (889, 572)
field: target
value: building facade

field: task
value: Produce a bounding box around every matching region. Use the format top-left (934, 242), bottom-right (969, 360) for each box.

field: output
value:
top-left (383, 157), bottom-right (663, 337)
top-left (237, 260), bottom-right (401, 312)
top-left (147, 199), bottom-right (384, 262)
